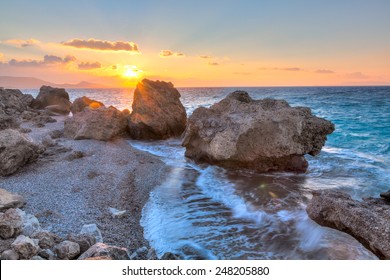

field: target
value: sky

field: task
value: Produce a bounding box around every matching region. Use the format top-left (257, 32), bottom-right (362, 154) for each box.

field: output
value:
top-left (0, 0), bottom-right (389, 87)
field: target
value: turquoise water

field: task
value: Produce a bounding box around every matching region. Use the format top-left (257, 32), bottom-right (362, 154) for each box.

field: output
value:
top-left (24, 86), bottom-right (390, 259)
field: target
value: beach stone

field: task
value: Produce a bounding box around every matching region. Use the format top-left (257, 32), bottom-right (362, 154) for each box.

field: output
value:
top-left (160, 252), bottom-right (181, 260)
top-left (1, 249), bottom-right (19, 260)
top-left (31, 255), bottom-right (45, 260)
top-left (307, 190), bottom-right (390, 259)
top-left (182, 91), bottom-right (335, 172)
top-left (11, 235), bottom-right (39, 259)
top-left (80, 224), bottom-right (103, 243)
top-left (21, 213), bottom-right (41, 237)
top-left (67, 233), bottom-right (96, 254)
top-left (49, 129), bottom-right (63, 139)
top-left (147, 248), bottom-right (158, 260)
top-left (84, 256), bottom-right (113, 260)
top-left (380, 190), bottom-right (390, 202)
top-left (32, 231), bottom-right (56, 249)
top-left (0, 208), bottom-right (24, 239)
top-left (78, 242), bottom-right (130, 260)
top-left (31, 86), bottom-right (71, 115)
top-left (108, 207), bottom-right (126, 218)
top-left (130, 246), bottom-right (148, 260)
top-left (70, 96), bottom-right (104, 114)
top-left (54, 240), bottom-right (80, 259)
top-left (0, 129), bottom-right (44, 176)
top-left (38, 248), bottom-right (56, 260)
top-left (0, 188), bottom-right (26, 211)
top-left (128, 79), bottom-right (187, 139)
top-left (64, 107), bottom-right (127, 141)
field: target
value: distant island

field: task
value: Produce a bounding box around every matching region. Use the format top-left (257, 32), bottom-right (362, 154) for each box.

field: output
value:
top-left (0, 76), bottom-right (109, 89)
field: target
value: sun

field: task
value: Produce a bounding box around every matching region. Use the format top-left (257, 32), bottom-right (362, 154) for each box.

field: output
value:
top-left (122, 65), bottom-right (141, 78)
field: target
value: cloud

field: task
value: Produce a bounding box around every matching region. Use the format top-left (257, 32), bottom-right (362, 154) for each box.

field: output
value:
top-left (199, 55), bottom-right (211, 59)
top-left (316, 69), bottom-right (335, 74)
top-left (3, 39), bottom-right (40, 47)
top-left (208, 62), bottom-right (219, 66)
top-left (346, 72), bottom-right (369, 79)
top-left (62, 38), bottom-right (139, 53)
top-left (7, 54), bottom-right (76, 67)
top-left (159, 50), bottom-right (185, 57)
top-left (78, 61), bottom-right (102, 70)
top-left (0, 52), bottom-right (3, 60)
top-left (280, 67), bottom-right (301, 71)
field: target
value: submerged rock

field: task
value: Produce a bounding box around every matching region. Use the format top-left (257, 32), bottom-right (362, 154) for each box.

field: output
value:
top-left (64, 107), bottom-right (127, 141)
top-left (182, 91), bottom-right (334, 172)
top-left (307, 190), bottom-right (390, 259)
top-left (31, 86), bottom-right (71, 115)
top-left (0, 189), bottom-right (26, 211)
top-left (128, 79), bottom-right (187, 139)
top-left (70, 96), bottom-right (104, 114)
top-left (0, 129), bottom-right (44, 176)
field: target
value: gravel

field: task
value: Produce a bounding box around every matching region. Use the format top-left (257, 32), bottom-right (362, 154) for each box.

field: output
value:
top-left (0, 116), bottom-right (169, 252)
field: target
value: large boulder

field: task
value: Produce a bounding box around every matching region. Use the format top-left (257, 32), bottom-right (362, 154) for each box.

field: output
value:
top-left (0, 189), bottom-right (26, 211)
top-left (0, 88), bottom-right (33, 115)
top-left (31, 86), bottom-right (71, 115)
top-left (64, 107), bottom-right (127, 141)
top-left (0, 129), bottom-right (44, 176)
top-left (307, 190), bottom-right (390, 259)
top-left (128, 79), bottom-right (187, 139)
top-left (71, 96), bottom-right (104, 114)
top-left (182, 91), bottom-right (334, 172)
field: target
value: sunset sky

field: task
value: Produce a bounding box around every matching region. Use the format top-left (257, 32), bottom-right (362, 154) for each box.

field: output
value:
top-left (0, 0), bottom-right (389, 87)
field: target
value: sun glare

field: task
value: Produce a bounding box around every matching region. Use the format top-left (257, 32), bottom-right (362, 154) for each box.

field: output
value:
top-left (122, 65), bottom-right (141, 78)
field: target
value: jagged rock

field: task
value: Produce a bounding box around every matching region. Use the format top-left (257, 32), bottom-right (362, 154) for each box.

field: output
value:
top-left (54, 240), bottom-right (80, 259)
top-left (307, 190), bottom-right (390, 259)
top-left (38, 248), bottom-right (56, 260)
top-left (67, 233), bottom-right (96, 254)
top-left (0, 189), bottom-right (26, 211)
top-left (70, 96), bottom-right (104, 114)
top-left (78, 242), bottom-right (130, 260)
top-left (0, 114), bottom-right (19, 130)
top-left (32, 231), bottom-right (56, 249)
top-left (0, 88), bottom-right (33, 114)
top-left (130, 246), bottom-right (148, 260)
top-left (380, 190), bottom-right (390, 202)
top-left (0, 208), bottom-right (24, 239)
top-left (11, 235), bottom-right (39, 259)
top-left (128, 79), bottom-right (187, 140)
top-left (160, 252), bottom-right (181, 260)
top-left (31, 86), bottom-right (71, 115)
top-left (31, 113), bottom-right (57, 127)
top-left (1, 249), bottom-right (19, 260)
top-left (0, 129), bottom-right (44, 176)
top-left (80, 224), bottom-right (103, 243)
top-left (182, 91), bottom-right (334, 172)
top-left (64, 107), bottom-right (127, 141)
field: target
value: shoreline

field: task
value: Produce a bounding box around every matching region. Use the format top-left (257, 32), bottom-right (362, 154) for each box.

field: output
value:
top-left (0, 116), bottom-right (170, 253)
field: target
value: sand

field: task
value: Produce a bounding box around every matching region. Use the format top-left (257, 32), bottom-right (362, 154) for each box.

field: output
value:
top-left (0, 116), bottom-right (169, 253)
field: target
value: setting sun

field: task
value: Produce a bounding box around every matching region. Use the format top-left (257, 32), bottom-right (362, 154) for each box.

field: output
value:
top-left (122, 65), bottom-right (141, 79)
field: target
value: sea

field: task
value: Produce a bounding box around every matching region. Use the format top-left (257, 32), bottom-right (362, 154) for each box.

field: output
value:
top-left (23, 86), bottom-right (390, 260)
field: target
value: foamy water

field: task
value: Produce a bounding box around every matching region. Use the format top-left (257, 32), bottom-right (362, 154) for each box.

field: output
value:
top-left (23, 86), bottom-right (390, 259)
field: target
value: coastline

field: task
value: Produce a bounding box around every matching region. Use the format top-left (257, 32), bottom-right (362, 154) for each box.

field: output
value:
top-left (0, 116), bottom-right (169, 253)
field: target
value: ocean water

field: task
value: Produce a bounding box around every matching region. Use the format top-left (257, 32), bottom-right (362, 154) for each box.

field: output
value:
top-left (24, 86), bottom-right (390, 259)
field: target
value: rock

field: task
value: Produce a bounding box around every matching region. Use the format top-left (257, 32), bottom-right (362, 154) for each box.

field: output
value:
top-left (67, 233), bottom-right (96, 254)
top-left (49, 129), bottom-right (63, 139)
top-left (54, 240), bottom-right (80, 259)
top-left (182, 91), bottom-right (335, 172)
top-left (80, 224), bottom-right (103, 243)
top-left (1, 249), bottom-right (19, 260)
top-left (147, 248), bottom-right (158, 260)
top-left (130, 246), bottom-right (148, 260)
top-left (78, 242), bottom-right (130, 260)
top-left (83, 256), bottom-right (113, 260)
top-left (21, 213), bottom-right (41, 237)
top-left (108, 207), bottom-right (126, 218)
top-left (307, 190), bottom-right (390, 259)
top-left (31, 255), bottom-right (45, 260)
top-left (64, 107), bottom-right (127, 141)
top-left (32, 231), bottom-right (56, 249)
top-left (42, 135), bottom-right (55, 147)
top-left (0, 88), bottom-right (33, 115)
top-left (31, 112), bottom-right (57, 127)
top-left (0, 208), bottom-right (24, 239)
top-left (380, 190), bottom-right (390, 202)
top-left (0, 188), bottom-right (26, 211)
top-left (11, 235), bottom-right (39, 259)
top-left (66, 151), bottom-right (85, 161)
top-left (0, 114), bottom-right (19, 130)
top-left (31, 86), bottom-right (71, 115)
top-left (0, 129), bottom-right (44, 176)
top-left (45, 104), bottom-right (70, 115)
top-left (38, 248), bottom-right (56, 260)
top-left (70, 96), bottom-right (104, 114)
top-left (128, 79), bottom-right (187, 139)
top-left (160, 252), bottom-right (181, 260)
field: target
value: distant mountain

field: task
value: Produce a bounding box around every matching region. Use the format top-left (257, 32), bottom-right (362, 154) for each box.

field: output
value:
top-left (0, 76), bottom-right (109, 89)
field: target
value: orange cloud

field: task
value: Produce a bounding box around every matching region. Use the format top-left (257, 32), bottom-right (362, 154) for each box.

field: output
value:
top-left (208, 62), bottom-right (219, 66)
top-left (259, 67), bottom-right (302, 71)
top-left (159, 50), bottom-right (184, 57)
top-left (199, 55), bottom-right (212, 59)
top-left (7, 54), bottom-right (76, 67)
top-left (78, 61), bottom-right (102, 70)
top-left (316, 69), bottom-right (335, 74)
top-left (62, 38), bottom-right (139, 53)
top-left (346, 72), bottom-right (369, 79)
top-left (3, 39), bottom-right (41, 47)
